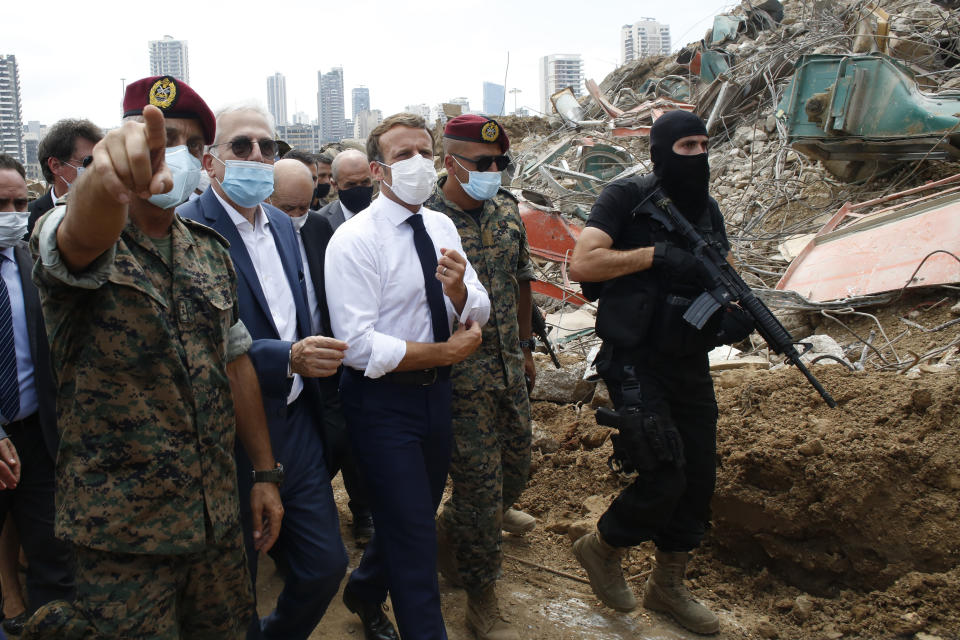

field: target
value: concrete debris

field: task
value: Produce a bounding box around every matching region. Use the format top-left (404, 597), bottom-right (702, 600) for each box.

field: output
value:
top-left (497, 0), bottom-right (960, 387)
top-left (529, 363), bottom-right (596, 404)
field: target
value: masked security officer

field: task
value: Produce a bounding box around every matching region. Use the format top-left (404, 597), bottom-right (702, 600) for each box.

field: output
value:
top-left (425, 115), bottom-right (536, 640)
top-left (569, 111), bottom-right (752, 635)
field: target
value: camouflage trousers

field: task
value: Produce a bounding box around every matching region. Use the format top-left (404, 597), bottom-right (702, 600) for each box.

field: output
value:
top-left (23, 530), bottom-right (253, 640)
top-left (439, 383), bottom-right (531, 592)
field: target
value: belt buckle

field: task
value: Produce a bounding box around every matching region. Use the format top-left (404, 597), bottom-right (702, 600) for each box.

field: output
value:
top-left (421, 368), bottom-right (437, 386)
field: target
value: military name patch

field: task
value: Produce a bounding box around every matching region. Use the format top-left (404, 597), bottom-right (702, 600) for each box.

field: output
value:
top-left (149, 77), bottom-right (178, 110)
top-left (481, 121), bottom-right (499, 142)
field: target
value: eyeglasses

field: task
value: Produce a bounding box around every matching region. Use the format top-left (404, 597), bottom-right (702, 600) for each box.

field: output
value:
top-left (215, 137), bottom-right (279, 159)
top-left (63, 155), bottom-right (93, 170)
top-left (450, 153), bottom-right (510, 172)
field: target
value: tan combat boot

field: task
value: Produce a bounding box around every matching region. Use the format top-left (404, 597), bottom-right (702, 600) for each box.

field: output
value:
top-left (466, 584), bottom-right (520, 640)
top-left (502, 508), bottom-right (536, 535)
top-left (643, 550), bottom-right (720, 634)
top-left (572, 530), bottom-right (637, 612)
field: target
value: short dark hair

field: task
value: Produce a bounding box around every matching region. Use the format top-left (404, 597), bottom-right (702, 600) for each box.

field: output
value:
top-left (366, 113), bottom-right (432, 163)
top-left (38, 119), bottom-right (103, 184)
top-left (316, 153), bottom-right (332, 166)
top-left (282, 148), bottom-right (317, 169)
top-left (0, 154), bottom-right (26, 180)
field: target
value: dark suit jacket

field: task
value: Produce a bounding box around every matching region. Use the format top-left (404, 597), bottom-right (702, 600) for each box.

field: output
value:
top-left (27, 190), bottom-right (55, 237)
top-left (12, 243), bottom-right (59, 462)
top-left (178, 189), bottom-right (324, 429)
top-left (299, 211), bottom-right (336, 338)
top-left (318, 200), bottom-right (346, 231)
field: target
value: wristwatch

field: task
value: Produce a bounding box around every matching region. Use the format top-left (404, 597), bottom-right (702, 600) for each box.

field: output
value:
top-left (252, 462), bottom-right (285, 485)
top-left (519, 338), bottom-right (535, 350)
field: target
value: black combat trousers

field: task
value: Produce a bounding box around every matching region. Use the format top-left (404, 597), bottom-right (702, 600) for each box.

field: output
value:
top-left (595, 343), bottom-right (718, 551)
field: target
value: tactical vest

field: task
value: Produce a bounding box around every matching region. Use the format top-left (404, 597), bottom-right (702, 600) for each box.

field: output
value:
top-left (594, 174), bottom-right (729, 353)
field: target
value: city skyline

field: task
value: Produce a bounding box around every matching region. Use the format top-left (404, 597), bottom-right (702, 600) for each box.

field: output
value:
top-left (6, 1), bottom-right (729, 131)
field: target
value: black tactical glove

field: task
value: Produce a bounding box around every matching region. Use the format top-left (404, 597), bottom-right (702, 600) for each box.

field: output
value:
top-left (653, 242), bottom-right (707, 284)
top-left (714, 305), bottom-right (755, 345)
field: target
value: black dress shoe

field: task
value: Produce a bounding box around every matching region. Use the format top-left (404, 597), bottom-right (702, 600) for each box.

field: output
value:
top-left (352, 514), bottom-right (375, 546)
top-left (342, 585), bottom-right (399, 640)
top-left (3, 611), bottom-right (29, 636)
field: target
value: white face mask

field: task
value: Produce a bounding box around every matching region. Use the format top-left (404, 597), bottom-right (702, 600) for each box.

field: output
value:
top-left (290, 213), bottom-right (309, 231)
top-left (380, 155), bottom-right (437, 205)
top-left (0, 210), bottom-right (28, 248)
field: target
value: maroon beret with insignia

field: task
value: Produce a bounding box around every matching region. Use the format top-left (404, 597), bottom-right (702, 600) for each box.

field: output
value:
top-left (443, 114), bottom-right (509, 153)
top-left (122, 76), bottom-right (216, 144)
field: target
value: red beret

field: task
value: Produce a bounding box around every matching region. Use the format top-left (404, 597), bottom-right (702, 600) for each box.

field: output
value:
top-left (443, 115), bottom-right (509, 153)
top-left (122, 76), bottom-right (216, 144)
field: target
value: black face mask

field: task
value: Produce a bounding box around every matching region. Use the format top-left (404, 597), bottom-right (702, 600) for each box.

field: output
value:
top-left (653, 151), bottom-right (710, 217)
top-left (337, 185), bottom-right (373, 212)
top-left (313, 183), bottom-right (331, 201)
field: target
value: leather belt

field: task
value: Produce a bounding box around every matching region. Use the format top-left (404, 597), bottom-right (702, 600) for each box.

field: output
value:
top-left (348, 367), bottom-right (447, 386)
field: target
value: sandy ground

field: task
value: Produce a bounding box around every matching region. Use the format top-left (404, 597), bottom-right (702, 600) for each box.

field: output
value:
top-left (258, 294), bottom-right (960, 639)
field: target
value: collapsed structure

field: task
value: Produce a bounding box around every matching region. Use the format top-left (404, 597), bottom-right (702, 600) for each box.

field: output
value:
top-left (487, 1), bottom-right (960, 638)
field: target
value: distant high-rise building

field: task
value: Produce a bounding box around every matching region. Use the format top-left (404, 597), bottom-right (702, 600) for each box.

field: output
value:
top-left (0, 55), bottom-right (23, 162)
top-left (317, 67), bottom-right (345, 142)
top-left (148, 36), bottom-right (190, 82)
top-left (266, 73), bottom-right (288, 126)
top-left (351, 87), bottom-right (369, 120)
top-left (353, 109), bottom-right (382, 140)
top-left (482, 82), bottom-right (505, 117)
top-left (539, 54), bottom-right (584, 114)
top-left (277, 123), bottom-right (320, 154)
top-left (291, 111), bottom-right (310, 125)
top-left (621, 19), bottom-right (671, 64)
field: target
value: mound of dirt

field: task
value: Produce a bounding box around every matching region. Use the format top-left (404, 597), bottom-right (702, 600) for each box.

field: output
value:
top-left (518, 365), bottom-right (960, 639)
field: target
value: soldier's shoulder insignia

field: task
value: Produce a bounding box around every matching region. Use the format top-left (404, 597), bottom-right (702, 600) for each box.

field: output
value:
top-left (481, 121), bottom-right (499, 142)
top-left (149, 77), bottom-right (178, 111)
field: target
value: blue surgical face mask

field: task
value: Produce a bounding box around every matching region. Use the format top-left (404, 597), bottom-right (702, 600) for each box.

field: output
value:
top-left (454, 156), bottom-right (501, 201)
top-left (214, 156), bottom-right (275, 207)
top-left (148, 146), bottom-right (202, 210)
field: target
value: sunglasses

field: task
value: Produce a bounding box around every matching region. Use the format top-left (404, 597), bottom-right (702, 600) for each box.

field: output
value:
top-left (215, 137), bottom-right (279, 159)
top-left (450, 153), bottom-right (510, 172)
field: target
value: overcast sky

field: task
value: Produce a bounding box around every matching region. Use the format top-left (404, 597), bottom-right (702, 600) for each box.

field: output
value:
top-left (8, 0), bottom-right (735, 130)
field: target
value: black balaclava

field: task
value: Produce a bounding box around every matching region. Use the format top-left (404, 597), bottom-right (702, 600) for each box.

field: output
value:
top-left (649, 110), bottom-right (710, 217)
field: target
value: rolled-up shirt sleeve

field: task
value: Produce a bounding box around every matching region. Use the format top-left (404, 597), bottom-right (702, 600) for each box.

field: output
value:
top-left (324, 228), bottom-right (406, 378)
top-left (226, 320), bottom-right (253, 362)
top-left (34, 206), bottom-right (116, 289)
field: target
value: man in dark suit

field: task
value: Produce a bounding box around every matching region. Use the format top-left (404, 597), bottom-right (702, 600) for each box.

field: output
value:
top-left (270, 159), bottom-right (374, 545)
top-left (319, 149), bottom-right (374, 231)
top-left (27, 120), bottom-right (103, 235)
top-left (178, 106), bottom-right (348, 640)
top-left (0, 154), bottom-right (74, 627)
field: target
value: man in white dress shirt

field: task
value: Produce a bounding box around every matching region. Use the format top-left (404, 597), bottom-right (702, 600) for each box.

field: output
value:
top-left (325, 113), bottom-right (490, 640)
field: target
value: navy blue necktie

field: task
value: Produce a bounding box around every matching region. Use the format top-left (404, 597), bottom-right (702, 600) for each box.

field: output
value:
top-left (405, 214), bottom-right (450, 343)
top-left (0, 258), bottom-right (20, 423)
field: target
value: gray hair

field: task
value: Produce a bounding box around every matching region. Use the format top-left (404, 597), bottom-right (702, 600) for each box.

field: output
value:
top-left (211, 103), bottom-right (276, 150)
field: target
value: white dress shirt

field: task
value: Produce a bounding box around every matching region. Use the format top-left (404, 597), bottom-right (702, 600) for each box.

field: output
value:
top-left (213, 190), bottom-right (303, 404)
top-left (0, 248), bottom-right (37, 423)
top-left (324, 195), bottom-right (490, 378)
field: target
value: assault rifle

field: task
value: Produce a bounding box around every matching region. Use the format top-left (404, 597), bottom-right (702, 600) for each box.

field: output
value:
top-left (531, 305), bottom-right (562, 369)
top-left (651, 191), bottom-right (837, 408)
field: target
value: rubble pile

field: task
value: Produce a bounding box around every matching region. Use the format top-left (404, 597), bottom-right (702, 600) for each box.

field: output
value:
top-left (508, 2), bottom-right (960, 638)
top-left (508, 0), bottom-right (960, 375)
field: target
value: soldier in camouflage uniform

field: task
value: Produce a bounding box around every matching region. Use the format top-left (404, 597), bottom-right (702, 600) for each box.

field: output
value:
top-left (23, 77), bottom-right (283, 640)
top-left (426, 115), bottom-right (536, 640)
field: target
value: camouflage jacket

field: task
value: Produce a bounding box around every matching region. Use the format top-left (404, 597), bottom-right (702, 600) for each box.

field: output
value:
top-left (426, 178), bottom-right (536, 391)
top-left (31, 207), bottom-right (251, 554)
